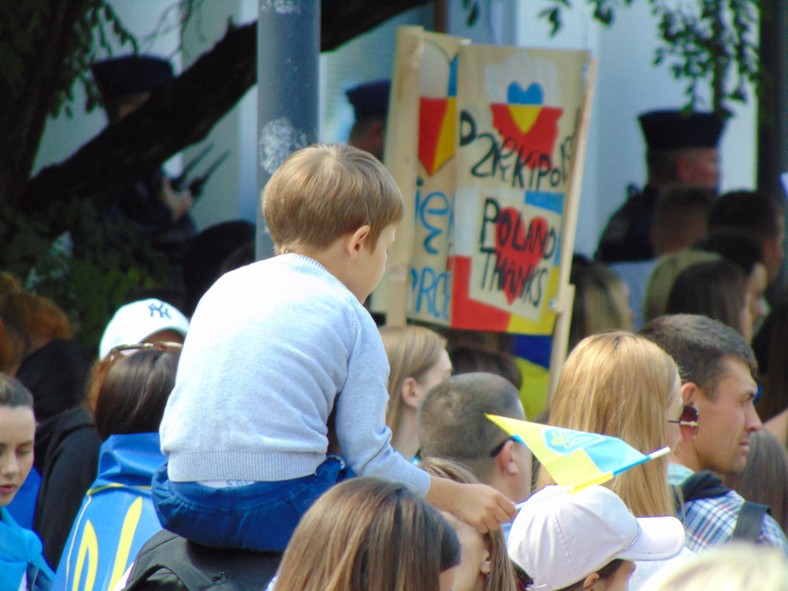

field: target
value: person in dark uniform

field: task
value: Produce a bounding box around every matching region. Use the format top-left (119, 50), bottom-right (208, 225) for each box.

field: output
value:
top-left (346, 79), bottom-right (390, 161)
top-left (595, 110), bottom-right (725, 263)
top-left (92, 54), bottom-right (196, 269)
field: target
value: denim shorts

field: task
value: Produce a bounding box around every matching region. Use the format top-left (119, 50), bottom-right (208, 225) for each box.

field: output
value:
top-left (151, 455), bottom-right (353, 551)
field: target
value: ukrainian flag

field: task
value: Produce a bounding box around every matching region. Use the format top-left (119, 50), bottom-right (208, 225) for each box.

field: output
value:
top-left (487, 415), bottom-right (669, 493)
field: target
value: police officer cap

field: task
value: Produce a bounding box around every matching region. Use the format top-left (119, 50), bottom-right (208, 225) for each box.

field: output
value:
top-left (639, 109), bottom-right (724, 151)
top-left (345, 79), bottom-right (390, 120)
top-left (92, 54), bottom-right (173, 99)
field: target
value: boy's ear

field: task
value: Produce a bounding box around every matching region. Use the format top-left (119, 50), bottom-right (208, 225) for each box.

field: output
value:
top-left (347, 225), bottom-right (372, 258)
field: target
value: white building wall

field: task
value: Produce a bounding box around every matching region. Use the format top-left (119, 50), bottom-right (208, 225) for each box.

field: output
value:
top-left (32, 1), bottom-right (756, 251)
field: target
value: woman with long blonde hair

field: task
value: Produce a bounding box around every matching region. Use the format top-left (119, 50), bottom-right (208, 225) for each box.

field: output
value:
top-left (380, 325), bottom-right (451, 459)
top-left (538, 332), bottom-right (685, 518)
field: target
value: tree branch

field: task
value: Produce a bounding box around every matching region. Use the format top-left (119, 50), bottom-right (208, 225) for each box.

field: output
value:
top-left (20, 0), bottom-right (430, 215)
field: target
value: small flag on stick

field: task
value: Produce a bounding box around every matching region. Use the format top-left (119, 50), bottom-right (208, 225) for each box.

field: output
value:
top-left (486, 415), bottom-right (670, 494)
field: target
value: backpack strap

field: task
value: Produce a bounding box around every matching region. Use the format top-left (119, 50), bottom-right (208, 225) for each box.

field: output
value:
top-left (731, 501), bottom-right (770, 543)
top-left (125, 530), bottom-right (225, 591)
top-left (124, 529), bottom-right (280, 591)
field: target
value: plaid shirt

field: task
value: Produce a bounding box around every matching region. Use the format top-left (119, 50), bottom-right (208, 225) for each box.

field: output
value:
top-left (669, 463), bottom-right (788, 554)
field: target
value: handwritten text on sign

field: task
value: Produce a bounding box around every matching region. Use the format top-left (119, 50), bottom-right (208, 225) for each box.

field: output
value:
top-left (410, 179), bottom-right (453, 322)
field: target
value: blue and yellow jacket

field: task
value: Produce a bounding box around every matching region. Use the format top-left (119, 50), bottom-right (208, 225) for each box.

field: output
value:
top-left (53, 432), bottom-right (164, 591)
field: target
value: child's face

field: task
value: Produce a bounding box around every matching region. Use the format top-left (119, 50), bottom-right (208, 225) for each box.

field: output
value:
top-left (0, 405), bottom-right (35, 506)
top-left (355, 223), bottom-right (397, 303)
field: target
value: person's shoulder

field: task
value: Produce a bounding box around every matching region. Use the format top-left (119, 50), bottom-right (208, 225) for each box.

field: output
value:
top-left (759, 510), bottom-right (788, 551)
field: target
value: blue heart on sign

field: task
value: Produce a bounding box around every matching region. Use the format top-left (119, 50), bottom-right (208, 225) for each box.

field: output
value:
top-left (543, 427), bottom-right (604, 455)
top-left (507, 82), bottom-right (543, 105)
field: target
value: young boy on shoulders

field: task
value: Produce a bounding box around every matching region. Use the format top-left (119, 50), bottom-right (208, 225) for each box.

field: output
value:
top-left (152, 144), bottom-right (515, 551)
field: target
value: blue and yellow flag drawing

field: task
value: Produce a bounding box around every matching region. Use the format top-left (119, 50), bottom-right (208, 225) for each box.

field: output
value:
top-left (486, 415), bottom-right (669, 493)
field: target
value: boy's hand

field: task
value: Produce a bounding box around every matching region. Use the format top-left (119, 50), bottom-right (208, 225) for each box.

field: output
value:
top-left (426, 477), bottom-right (516, 533)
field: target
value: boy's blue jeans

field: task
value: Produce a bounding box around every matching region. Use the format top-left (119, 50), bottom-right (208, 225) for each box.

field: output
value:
top-left (151, 455), bottom-right (353, 551)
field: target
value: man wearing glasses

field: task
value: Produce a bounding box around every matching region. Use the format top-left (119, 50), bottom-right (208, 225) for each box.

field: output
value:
top-left (641, 314), bottom-right (787, 553)
top-left (417, 372), bottom-right (533, 528)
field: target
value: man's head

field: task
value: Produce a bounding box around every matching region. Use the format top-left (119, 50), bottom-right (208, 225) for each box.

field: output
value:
top-left (640, 314), bottom-right (761, 475)
top-left (263, 143), bottom-right (403, 257)
top-left (92, 54), bottom-right (173, 124)
top-left (418, 372), bottom-right (531, 502)
top-left (651, 184), bottom-right (716, 256)
top-left (639, 110), bottom-right (725, 190)
top-left (346, 79), bottom-right (390, 161)
top-left (708, 189), bottom-right (786, 283)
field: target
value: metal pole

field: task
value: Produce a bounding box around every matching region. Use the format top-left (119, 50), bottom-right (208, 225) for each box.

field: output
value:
top-left (256, 0), bottom-right (320, 260)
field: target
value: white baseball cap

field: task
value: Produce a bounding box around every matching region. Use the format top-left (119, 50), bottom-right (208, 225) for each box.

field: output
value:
top-left (508, 486), bottom-right (685, 591)
top-left (99, 298), bottom-right (189, 359)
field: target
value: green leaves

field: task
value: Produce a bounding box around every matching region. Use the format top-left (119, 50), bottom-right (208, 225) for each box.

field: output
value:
top-left (0, 199), bottom-right (171, 350)
top-left (536, 0), bottom-right (760, 116)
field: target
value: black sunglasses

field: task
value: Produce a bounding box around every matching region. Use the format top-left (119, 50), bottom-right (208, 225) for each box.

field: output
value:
top-left (668, 404), bottom-right (700, 442)
top-left (489, 434), bottom-right (525, 457)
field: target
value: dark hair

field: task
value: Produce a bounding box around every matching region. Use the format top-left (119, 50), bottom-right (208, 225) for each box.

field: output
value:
top-left (568, 256), bottom-right (632, 350)
top-left (558, 560), bottom-right (625, 591)
top-left (708, 189), bottom-right (785, 240)
top-left (418, 373), bottom-right (524, 481)
top-left (665, 260), bottom-right (748, 336)
top-left (640, 314), bottom-right (756, 397)
top-left (449, 345), bottom-right (522, 390)
top-left (695, 229), bottom-right (764, 276)
top-left (0, 373), bottom-right (34, 408)
top-left (758, 289), bottom-right (788, 422)
top-left (93, 349), bottom-right (179, 440)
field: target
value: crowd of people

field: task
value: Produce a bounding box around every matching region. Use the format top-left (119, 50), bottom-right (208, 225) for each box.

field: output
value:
top-left (1, 106), bottom-right (787, 591)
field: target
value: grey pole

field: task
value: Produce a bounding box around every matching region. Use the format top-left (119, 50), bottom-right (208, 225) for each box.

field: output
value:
top-left (256, 1), bottom-right (320, 260)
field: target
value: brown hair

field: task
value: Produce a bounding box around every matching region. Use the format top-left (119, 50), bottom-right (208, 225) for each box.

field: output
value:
top-left (539, 332), bottom-right (679, 516)
top-left (723, 429), bottom-right (788, 532)
top-left (759, 289), bottom-right (788, 423)
top-left (418, 373), bottom-right (524, 482)
top-left (665, 260), bottom-right (748, 338)
top-left (274, 477), bottom-right (461, 591)
top-left (640, 314), bottom-right (757, 398)
top-left (420, 457), bottom-right (519, 591)
top-left (652, 184), bottom-right (715, 255)
top-left (380, 325), bottom-right (447, 436)
top-left (0, 288), bottom-right (73, 373)
top-left (569, 257), bottom-right (633, 351)
top-left (262, 143), bottom-right (404, 255)
top-left (91, 347), bottom-right (180, 440)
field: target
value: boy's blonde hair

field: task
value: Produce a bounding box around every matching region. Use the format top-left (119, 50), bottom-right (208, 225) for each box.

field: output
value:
top-left (262, 143), bottom-right (404, 255)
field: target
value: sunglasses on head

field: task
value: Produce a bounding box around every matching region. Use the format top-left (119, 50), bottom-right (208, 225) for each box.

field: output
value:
top-left (107, 341), bottom-right (183, 361)
top-left (668, 404), bottom-right (700, 441)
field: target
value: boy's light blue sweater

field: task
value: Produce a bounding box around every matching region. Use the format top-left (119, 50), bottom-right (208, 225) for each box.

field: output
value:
top-left (160, 254), bottom-right (430, 496)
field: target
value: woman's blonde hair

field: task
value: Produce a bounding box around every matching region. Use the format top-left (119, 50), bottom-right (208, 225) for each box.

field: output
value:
top-left (538, 332), bottom-right (680, 516)
top-left (639, 543), bottom-right (788, 591)
top-left (420, 457), bottom-right (519, 591)
top-left (274, 477), bottom-right (461, 591)
top-left (380, 325), bottom-right (447, 436)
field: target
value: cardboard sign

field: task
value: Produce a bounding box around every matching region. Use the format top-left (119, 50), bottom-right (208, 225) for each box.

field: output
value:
top-left (381, 28), bottom-right (591, 340)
